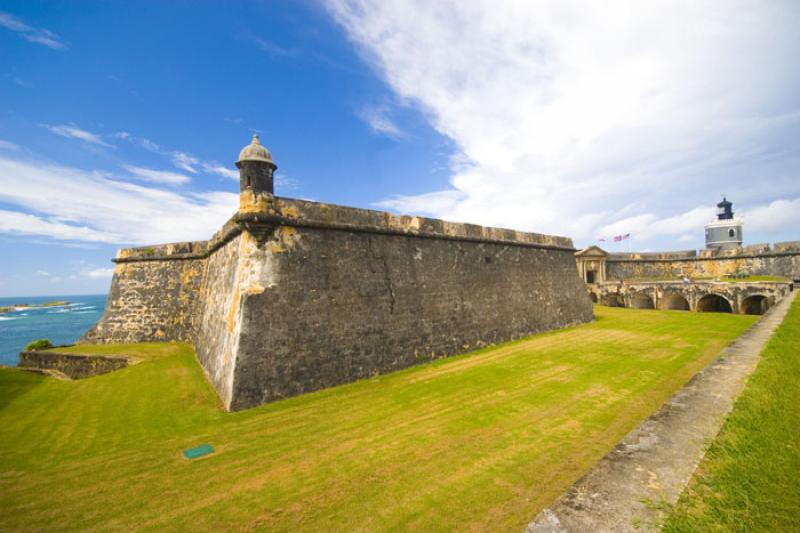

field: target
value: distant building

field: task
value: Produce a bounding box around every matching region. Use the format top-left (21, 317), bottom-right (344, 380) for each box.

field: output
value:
top-left (705, 197), bottom-right (743, 250)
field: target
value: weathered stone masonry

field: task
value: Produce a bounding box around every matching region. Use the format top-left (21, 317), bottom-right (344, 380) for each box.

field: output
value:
top-left (83, 136), bottom-right (593, 410)
top-left (605, 244), bottom-right (800, 280)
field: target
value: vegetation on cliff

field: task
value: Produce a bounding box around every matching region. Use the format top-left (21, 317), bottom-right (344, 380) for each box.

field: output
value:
top-left (0, 307), bottom-right (757, 530)
top-left (23, 339), bottom-right (53, 351)
top-left (0, 300), bottom-right (70, 314)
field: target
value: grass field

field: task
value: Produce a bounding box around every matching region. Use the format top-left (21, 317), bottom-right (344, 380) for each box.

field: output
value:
top-left (717, 275), bottom-right (788, 283)
top-left (0, 307), bottom-right (757, 531)
top-left (663, 297), bottom-right (800, 532)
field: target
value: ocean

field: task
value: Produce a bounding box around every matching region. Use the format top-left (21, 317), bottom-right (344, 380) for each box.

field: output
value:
top-left (0, 294), bottom-right (107, 366)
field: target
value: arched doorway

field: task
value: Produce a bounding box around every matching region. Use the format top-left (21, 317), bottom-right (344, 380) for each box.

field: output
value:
top-left (589, 292), bottom-right (598, 303)
top-left (741, 295), bottom-right (769, 315)
top-left (661, 293), bottom-right (690, 311)
top-left (697, 294), bottom-right (732, 313)
top-left (629, 293), bottom-right (655, 309)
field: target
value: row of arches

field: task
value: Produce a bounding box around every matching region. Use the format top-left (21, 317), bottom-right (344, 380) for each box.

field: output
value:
top-left (590, 292), bottom-right (770, 315)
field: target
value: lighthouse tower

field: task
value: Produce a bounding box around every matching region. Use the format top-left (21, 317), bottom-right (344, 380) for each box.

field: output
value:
top-left (705, 197), bottom-right (743, 250)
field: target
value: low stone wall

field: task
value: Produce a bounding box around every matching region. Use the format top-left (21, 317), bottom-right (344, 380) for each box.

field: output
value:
top-left (18, 350), bottom-right (129, 379)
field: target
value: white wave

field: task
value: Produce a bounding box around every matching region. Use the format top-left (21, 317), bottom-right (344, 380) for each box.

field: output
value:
top-left (72, 306), bottom-right (96, 311)
top-left (0, 316), bottom-right (18, 321)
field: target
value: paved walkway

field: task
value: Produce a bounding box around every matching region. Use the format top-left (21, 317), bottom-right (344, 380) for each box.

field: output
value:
top-left (526, 291), bottom-right (797, 533)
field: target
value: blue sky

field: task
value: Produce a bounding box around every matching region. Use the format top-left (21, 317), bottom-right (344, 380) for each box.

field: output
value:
top-left (1, 0), bottom-right (799, 296)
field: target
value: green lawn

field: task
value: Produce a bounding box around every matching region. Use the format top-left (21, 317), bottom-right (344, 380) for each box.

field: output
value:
top-left (0, 307), bottom-right (757, 531)
top-left (717, 275), bottom-right (788, 283)
top-left (664, 297), bottom-right (800, 532)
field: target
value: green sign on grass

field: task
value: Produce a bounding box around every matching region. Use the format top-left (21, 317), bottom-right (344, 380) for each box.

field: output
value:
top-left (183, 443), bottom-right (214, 460)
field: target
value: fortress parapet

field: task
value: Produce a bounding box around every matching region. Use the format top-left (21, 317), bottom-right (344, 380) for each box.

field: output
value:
top-left (577, 242), bottom-right (800, 285)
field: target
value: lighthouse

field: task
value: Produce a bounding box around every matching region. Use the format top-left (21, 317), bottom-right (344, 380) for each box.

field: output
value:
top-left (705, 197), bottom-right (743, 250)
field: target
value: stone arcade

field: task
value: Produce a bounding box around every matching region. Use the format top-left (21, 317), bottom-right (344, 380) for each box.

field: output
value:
top-left (82, 135), bottom-right (594, 410)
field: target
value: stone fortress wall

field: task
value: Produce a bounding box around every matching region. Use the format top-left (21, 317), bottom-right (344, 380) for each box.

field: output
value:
top-left (82, 137), bottom-right (593, 410)
top-left (604, 242), bottom-right (800, 281)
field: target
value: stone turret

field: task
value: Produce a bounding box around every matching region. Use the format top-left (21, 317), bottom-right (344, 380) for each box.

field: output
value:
top-left (237, 133), bottom-right (277, 194)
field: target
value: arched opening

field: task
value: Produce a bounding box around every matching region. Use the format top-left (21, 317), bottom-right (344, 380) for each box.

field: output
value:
top-left (629, 293), bottom-right (655, 309)
top-left (589, 292), bottom-right (598, 303)
top-left (697, 294), bottom-right (732, 313)
top-left (600, 293), bottom-right (624, 307)
top-left (741, 295), bottom-right (769, 315)
top-left (661, 293), bottom-right (690, 311)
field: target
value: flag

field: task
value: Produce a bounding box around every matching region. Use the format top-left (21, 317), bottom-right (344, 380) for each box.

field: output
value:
top-left (598, 237), bottom-right (606, 242)
top-left (623, 233), bottom-right (630, 240)
top-left (613, 234), bottom-right (622, 242)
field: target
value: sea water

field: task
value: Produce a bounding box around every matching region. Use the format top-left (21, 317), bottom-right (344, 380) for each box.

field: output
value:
top-left (0, 294), bottom-right (107, 366)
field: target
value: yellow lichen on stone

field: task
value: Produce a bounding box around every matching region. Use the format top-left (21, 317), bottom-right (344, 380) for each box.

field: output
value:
top-left (244, 284), bottom-right (265, 295)
top-left (239, 190), bottom-right (274, 214)
top-left (227, 235), bottom-right (249, 333)
top-left (269, 226), bottom-right (301, 253)
top-left (280, 205), bottom-right (300, 219)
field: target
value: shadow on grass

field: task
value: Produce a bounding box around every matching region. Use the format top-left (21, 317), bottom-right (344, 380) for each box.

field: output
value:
top-left (0, 367), bottom-right (47, 412)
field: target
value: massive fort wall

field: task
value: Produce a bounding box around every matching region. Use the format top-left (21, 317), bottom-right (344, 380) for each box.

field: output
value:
top-left (604, 242), bottom-right (800, 280)
top-left (83, 194), bottom-right (593, 410)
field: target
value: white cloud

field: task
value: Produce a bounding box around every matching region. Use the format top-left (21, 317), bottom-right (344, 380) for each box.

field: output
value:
top-left (140, 138), bottom-right (160, 152)
top-left (114, 131), bottom-right (244, 182)
top-left (12, 77), bottom-right (33, 88)
top-left (41, 124), bottom-right (113, 147)
top-left (0, 209), bottom-right (122, 243)
top-left (375, 189), bottom-right (465, 214)
top-left (248, 35), bottom-right (299, 57)
top-left (85, 267), bottom-right (114, 278)
top-left (0, 11), bottom-right (67, 49)
top-left (202, 163), bottom-right (239, 180)
top-left (327, 0), bottom-right (800, 249)
top-left (124, 165), bottom-right (191, 185)
top-left (172, 151), bottom-right (199, 173)
top-left (0, 139), bottom-right (21, 151)
top-left (0, 154), bottom-right (238, 245)
top-left (745, 197), bottom-right (800, 233)
top-left (357, 104), bottom-right (404, 138)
